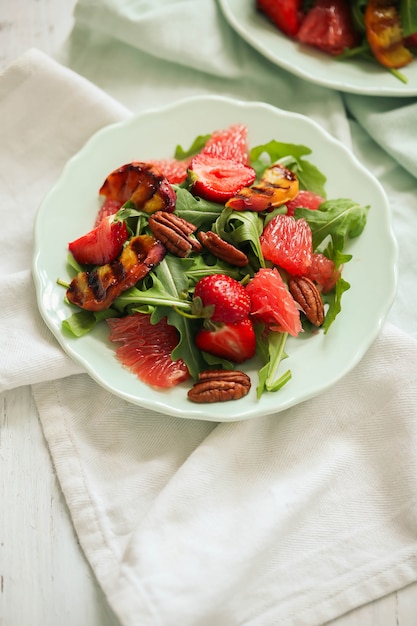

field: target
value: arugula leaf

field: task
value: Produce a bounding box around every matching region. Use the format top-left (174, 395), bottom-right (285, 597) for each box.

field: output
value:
top-left (256, 329), bottom-right (291, 398)
top-left (199, 349), bottom-right (235, 370)
top-left (250, 140), bottom-right (312, 166)
top-left (322, 242), bottom-right (352, 269)
top-left (351, 0), bottom-right (367, 32)
top-left (183, 254), bottom-right (244, 285)
top-left (249, 140), bottom-right (327, 197)
top-left (115, 255), bottom-right (204, 378)
top-left (174, 134), bottom-right (211, 159)
top-left (62, 308), bottom-right (119, 337)
top-left (212, 208), bottom-right (265, 268)
top-left (401, 0), bottom-right (417, 37)
top-left (114, 256), bottom-right (193, 313)
top-left (335, 40), bottom-right (409, 84)
top-left (66, 253), bottom-right (82, 274)
top-left (173, 186), bottom-right (224, 228)
top-left (323, 277), bottom-right (350, 334)
top-left (295, 198), bottom-right (369, 252)
top-left (148, 257), bottom-right (205, 378)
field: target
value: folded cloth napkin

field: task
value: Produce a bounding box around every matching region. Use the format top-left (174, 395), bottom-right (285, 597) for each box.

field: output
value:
top-left (2, 2), bottom-right (417, 625)
top-left (0, 50), bottom-right (130, 391)
top-left (344, 94), bottom-right (417, 181)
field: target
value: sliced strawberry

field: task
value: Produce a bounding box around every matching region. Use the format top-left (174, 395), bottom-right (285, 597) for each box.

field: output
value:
top-left (68, 215), bottom-right (128, 266)
top-left (297, 0), bottom-right (359, 56)
top-left (188, 154), bottom-right (256, 203)
top-left (194, 274), bottom-right (251, 324)
top-left (256, 0), bottom-right (303, 38)
top-left (195, 318), bottom-right (256, 364)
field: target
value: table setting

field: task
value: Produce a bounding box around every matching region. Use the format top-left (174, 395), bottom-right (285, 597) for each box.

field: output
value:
top-left (2, 1), bottom-right (417, 625)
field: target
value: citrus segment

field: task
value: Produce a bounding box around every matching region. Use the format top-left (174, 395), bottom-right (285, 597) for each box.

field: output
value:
top-left (147, 158), bottom-right (190, 184)
top-left (305, 253), bottom-right (341, 293)
top-left (95, 198), bottom-right (123, 227)
top-left (260, 214), bottom-right (313, 276)
top-left (201, 123), bottom-right (250, 164)
top-left (107, 313), bottom-right (190, 388)
top-left (246, 267), bottom-right (302, 337)
top-left (285, 189), bottom-right (324, 217)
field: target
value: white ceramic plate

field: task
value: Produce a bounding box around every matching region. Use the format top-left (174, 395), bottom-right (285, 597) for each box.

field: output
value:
top-left (219, 0), bottom-right (417, 96)
top-left (33, 95), bottom-right (397, 421)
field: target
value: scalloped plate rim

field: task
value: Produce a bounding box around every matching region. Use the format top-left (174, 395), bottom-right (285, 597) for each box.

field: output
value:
top-left (32, 95), bottom-right (398, 421)
top-left (218, 0), bottom-right (417, 97)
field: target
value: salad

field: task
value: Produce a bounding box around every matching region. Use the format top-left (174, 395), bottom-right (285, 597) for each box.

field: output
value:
top-left (60, 124), bottom-right (369, 404)
top-left (256, 0), bottom-right (417, 83)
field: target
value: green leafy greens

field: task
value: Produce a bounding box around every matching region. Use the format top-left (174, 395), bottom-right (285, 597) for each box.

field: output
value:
top-left (60, 134), bottom-right (369, 399)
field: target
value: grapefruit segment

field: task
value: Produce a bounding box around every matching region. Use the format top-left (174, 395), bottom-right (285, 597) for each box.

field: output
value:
top-left (95, 198), bottom-right (123, 227)
top-left (305, 252), bottom-right (341, 293)
top-left (260, 214), bottom-right (313, 276)
top-left (107, 313), bottom-right (190, 388)
top-left (246, 268), bottom-right (302, 337)
top-left (201, 123), bottom-right (251, 164)
top-left (147, 158), bottom-right (190, 184)
top-left (285, 189), bottom-right (325, 217)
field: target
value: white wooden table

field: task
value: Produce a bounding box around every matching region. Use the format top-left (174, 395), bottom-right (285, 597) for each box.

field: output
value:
top-left (1, 2), bottom-right (417, 625)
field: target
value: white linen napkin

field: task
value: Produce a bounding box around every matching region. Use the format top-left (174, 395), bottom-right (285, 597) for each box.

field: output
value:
top-left (33, 324), bottom-right (417, 626)
top-left (2, 3), bottom-right (417, 624)
top-left (0, 49), bottom-right (130, 391)
top-left (60, 0), bottom-right (352, 143)
top-left (344, 94), bottom-right (417, 181)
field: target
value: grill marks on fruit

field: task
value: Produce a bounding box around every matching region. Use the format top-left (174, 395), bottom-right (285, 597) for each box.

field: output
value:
top-left (226, 163), bottom-right (299, 212)
top-left (99, 162), bottom-right (176, 214)
top-left (64, 123), bottom-right (348, 398)
top-left (66, 235), bottom-right (166, 311)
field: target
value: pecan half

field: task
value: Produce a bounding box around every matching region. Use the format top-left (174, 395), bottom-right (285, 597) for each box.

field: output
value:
top-left (198, 231), bottom-right (249, 267)
top-left (187, 369), bottom-right (251, 403)
top-left (288, 276), bottom-right (325, 327)
top-left (148, 211), bottom-right (202, 257)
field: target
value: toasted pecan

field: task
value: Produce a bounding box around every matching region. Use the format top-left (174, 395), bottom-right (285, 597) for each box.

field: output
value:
top-left (289, 276), bottom-right (325, 327)
top-left (148, 211), bottom-right (202, 257)
top-left (187, 369), bottom-right (251, 403)
top-left (198, 231), bottom-right (248, 267)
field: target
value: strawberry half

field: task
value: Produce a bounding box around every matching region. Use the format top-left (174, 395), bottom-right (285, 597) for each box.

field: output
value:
top-left (257, 0), bottom-right (303, 38)
top-left (188, 154), bottom-right (256, 203)
top-left (195, 318), bottom-right (256, 364)
top-left (194, 274), bottom-right (251, 324)
top-left (68, 215), bottom-right (128, 266)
